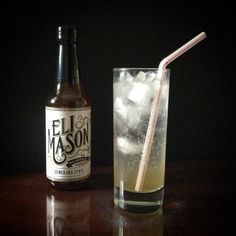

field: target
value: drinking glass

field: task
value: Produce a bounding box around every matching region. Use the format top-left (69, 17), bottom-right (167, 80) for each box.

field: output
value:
top-left (113, 68), bottom-right (170, 213)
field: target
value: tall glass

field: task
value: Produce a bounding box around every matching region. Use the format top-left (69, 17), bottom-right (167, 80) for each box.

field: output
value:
top-left (113, 68), bottom-right (170, 213)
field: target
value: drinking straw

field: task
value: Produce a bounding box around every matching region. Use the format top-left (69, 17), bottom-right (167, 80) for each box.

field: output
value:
top-left (135, 32), bottom-right (207, 191)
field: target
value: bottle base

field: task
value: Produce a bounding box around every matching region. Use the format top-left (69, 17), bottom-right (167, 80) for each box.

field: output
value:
top-left (48, 178), bottom-right (90, 191)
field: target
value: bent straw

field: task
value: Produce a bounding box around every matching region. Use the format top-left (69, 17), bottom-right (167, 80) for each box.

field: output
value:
top-left (135, 32), bottom-right (207, 191)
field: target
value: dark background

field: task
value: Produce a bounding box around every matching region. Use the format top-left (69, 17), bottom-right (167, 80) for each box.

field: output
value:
top-left (0, 2), bottom-right (235, 175)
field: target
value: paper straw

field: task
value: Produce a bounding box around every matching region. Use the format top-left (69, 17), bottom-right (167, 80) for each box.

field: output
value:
top-left (135, 32), bottom-right (206, 191)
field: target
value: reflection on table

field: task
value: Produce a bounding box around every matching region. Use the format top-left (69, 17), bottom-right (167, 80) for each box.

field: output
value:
top-left (46, 188), bottom-right (163, 236)
top-left (0, 160), bottom-right (233, 235)
top-left (113, 208), bottom-right (163, 236)
top-left (46, 189), bottom-right (90, 235)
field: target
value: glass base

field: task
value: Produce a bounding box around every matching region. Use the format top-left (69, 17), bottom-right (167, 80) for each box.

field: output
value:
top-left (114, 186), bottom-right (164, 213)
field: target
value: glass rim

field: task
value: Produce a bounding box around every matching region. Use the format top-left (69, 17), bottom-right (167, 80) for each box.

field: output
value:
top-left (113, 68), bottom-right (170, 72)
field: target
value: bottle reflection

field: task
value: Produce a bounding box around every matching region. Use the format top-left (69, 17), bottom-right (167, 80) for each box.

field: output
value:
top-left (46, 189), bottom-right (90, 236)
top-left (113, 208), bottom-right (163, 236)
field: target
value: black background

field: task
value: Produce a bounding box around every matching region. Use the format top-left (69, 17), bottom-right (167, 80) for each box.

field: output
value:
top-left (1, 2), bottom-right (235, 175)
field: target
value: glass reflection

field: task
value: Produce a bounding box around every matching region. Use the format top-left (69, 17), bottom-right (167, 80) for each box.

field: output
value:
top-left (113, 208), bottom-right (163, 236)
top-left (46, 189), bottom-right (90, 236)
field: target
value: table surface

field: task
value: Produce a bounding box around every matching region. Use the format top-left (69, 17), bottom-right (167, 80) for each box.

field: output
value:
top-left (0, 158), bottom-right (235, 236)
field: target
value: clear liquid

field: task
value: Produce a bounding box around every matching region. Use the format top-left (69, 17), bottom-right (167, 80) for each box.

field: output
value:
top-left (114, 151), bottom-right (165, 193)
top-left (113, 139), bottom-right (166, 212)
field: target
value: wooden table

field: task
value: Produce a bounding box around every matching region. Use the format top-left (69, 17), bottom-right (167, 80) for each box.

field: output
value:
top-left (0, 158), bottom-right (235, 235)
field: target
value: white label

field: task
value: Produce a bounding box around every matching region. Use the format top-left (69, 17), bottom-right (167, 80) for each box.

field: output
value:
top-left (45, 106), bottom-right (91, 182)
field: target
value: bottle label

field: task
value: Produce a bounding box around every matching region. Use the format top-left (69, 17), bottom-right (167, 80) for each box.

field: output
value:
top-left (45, 106), bottom-right (91, 182)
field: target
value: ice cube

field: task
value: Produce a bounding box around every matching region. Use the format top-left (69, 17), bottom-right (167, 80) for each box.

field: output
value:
top-left (114, 115), bottom-right (128, 135)
top-left (113, 73), bottom-right (134, 100)
top-left (125, 72), bottom-right (134, 81)
top-left (119, 71), bottom-right (133, 82)
top-left (113, 82), bottom-right (122, 98)
top-left (114, 97), bottom-right (141, 130)
top-left (118, 71), bottom-right (126, 81)
top-left (146, 71), bottom-right (157, 82)
top-left (113, 71), bottom-right (161, 131)
top-left (135, 71), bottom-right (146, 81)
top-left (127, 81), bottom-right (155, 116)
top-left (116, 136), bottom-right (143, 155)
top-left (128, 82), bottom-right (150, 105)
top-left (114, 97), bottom-right (127, 119)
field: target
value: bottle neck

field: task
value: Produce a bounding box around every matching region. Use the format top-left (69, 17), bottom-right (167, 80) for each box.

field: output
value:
top-left (56, 41), bottom-right (80, 84)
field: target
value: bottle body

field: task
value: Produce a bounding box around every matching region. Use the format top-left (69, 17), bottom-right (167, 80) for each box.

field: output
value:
top-left (45, 26), bottom-right (91, 190)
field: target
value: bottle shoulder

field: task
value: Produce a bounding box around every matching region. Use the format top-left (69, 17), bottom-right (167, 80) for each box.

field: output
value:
top-left (46, 83), bottom-right (91, 108)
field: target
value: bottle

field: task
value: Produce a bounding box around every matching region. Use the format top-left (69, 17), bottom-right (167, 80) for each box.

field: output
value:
top-left (45, 26), bottom-right (91, 190)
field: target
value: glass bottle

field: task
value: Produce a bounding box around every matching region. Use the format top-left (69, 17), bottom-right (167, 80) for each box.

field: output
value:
top-left (45, 26), bottom-right (91, 190)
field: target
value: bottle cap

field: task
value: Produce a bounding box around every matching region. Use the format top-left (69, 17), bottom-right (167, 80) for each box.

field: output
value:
top-left (58, 26), bottom-right (77, 42)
